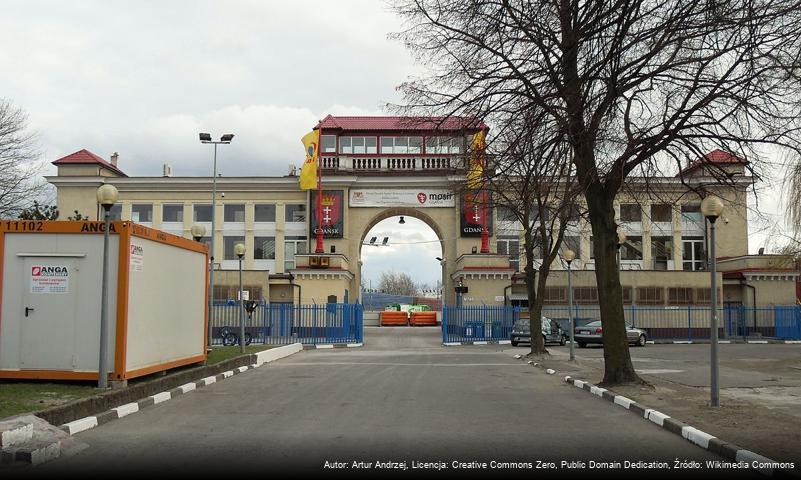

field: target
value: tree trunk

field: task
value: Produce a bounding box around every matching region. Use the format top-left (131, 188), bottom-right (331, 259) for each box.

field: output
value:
top-left (585, 188), bottom-right (642, 385)
top-left (524, 226), bottom-right (547, 355)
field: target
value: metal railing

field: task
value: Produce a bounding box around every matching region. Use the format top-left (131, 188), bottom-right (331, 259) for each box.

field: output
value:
top-left (538, 304), bottom-right (801, 341)
top-left (210, 302), bottom-right (363, 346)
top-left (442, 305), bottom-right (520, 343)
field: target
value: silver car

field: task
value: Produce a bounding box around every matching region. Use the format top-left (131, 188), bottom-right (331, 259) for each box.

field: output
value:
top-left (574, 320), bottom-right (647, 348)
top-left (511, 316), bottom-right (567, 347)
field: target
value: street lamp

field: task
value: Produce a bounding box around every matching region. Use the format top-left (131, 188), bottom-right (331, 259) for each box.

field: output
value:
top-left (235, 242), bottom-right (246, 354)
top-left (701, 194), bottom-right (724, 407)
top-left (617, 229), bottom-right (627, 270)
top-left (563, 249), bottom-right (576, 361)
top-left (200, 133), bottom-right (234, 349)
top-left (190, 224), bottom-right (206, 243)
top-left (96, 184), bottom-right (118, 389)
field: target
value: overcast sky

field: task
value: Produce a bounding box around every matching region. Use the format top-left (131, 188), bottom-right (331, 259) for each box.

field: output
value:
top-left (1, 0), bottom-right (792, 286)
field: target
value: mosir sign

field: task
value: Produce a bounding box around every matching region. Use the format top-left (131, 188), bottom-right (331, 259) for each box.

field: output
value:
top-left (349, 189), bottom-right (455, 208)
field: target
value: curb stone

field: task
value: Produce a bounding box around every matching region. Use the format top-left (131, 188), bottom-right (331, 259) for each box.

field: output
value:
top-left (558, 372), bottom-right (797, 478)
top-left (443, 340), bottom-right (512, 346)
top-left (511, 354), bottom-right (797, 478)
top-left (60, 343), bottom-right (303, 437)
top-left (302, 343), bottom-right (364, 350)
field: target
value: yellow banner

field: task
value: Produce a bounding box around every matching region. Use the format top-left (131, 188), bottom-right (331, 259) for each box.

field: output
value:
top-left (299, 130), bottom-right (319, 190)
top-left (466, 130), bottom-right (486, 189)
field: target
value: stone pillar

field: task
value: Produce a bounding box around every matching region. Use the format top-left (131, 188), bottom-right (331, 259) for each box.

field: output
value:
top-left (672, 203), bottom-right (683, 271)
top-left (244, 202), bottom-right (255, 270)
top-left (275, 202), bottom-right (286, 273)
top-left (642, 201), bottom-right (652, 269)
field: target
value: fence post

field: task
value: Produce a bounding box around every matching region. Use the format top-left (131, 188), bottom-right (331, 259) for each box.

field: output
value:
top-left (442, 306), bottom-right (448, 343)
top-left (687, 304), bottom-right (692, 341)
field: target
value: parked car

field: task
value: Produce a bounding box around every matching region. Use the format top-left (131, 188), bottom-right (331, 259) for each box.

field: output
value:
top-left (574, 320), bottom-right (647, 347)
top-left (511, 316), bottom-right (567, 347)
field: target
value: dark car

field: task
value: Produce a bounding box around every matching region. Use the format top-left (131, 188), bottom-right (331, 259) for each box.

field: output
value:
top-left (574, 320), bottom-right (648, 348)
top-left (511, 316), bottom-right (567, 347)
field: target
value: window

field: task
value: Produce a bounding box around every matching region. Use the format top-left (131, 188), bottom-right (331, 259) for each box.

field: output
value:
top-left (285, 204), bottom-right (306, 222)
top-left (131, 204), bottom-right (152, 222)
top-left (696, 288), bottom-right (721, 305)
top-left (668, 287), bottom-right (694, 305)
top-left (682, 236), bottom-right (705, 271)
top-left (254, 204), bottom-right (276, 222)
top-left (224, 204), bottom-right (245, 222)
top-left (573, 287), bottom-right (598, 304)
top-left (564, 236), bottom-right (581, 259)
top-left (497, 236), bottom-right (520, 272)
top-left (380, 136), bottom-right (423, 154)
top-left (196, 236), bottom-right (212, 252)
top-left (681, 204), bottom-right (702, 224)
top-left (425, 136), bottom-right (462, 154)
top-left (651, 237), bottom-right (673, 270)
top-left (284, 236), bottom-right (307, 270)
top-left (496, 205), bottom-right (517, 222)
top-left (163, 204), bottom-right (183, 222)
top-left (340, 136), bottom-right (377, 154)
top-left (193, 204), bottom-right (212, 222)
top-left (620, 204), bottom-right (642, 222)
top-left (321, 135), bottom-right (336, 153)
top-left (543, 287), bottom-right (566, 304)
top-left (637, 287), bottom-right (664, 305)
top-left (108, 204), bottom-right (122, 220)
top-left (651, 204), bottom-right (672, 223)
top-left (254, 236), bottom-right (276, 260)
top-left (620, 236), bottom-right (643, 260)
top-left (622, 287), bottom-right (633, 305)
top-left (214, 285), bottom-right (263, 302)
top-left (224, 236), bottom-right (245, 261)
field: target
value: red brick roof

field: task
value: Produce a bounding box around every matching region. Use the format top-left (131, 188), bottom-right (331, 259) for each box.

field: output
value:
top-left (315, 115), bottom-right (487, 132)
top-left (52, 149), bottom-right (127, 177)
top-left (678, 149), bottom-right (747, 176)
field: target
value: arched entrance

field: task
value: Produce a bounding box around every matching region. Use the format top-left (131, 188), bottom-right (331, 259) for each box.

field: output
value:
top-left (349, 206), bottom-right (455, 307)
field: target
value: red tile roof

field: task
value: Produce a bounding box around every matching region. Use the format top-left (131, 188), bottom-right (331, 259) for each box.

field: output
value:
top-left (315, 115), bottom-right (487, 132)
top-left (678, 149), bottom-right (747, 176)
top-left (52, 149), bottom-right (127, 177)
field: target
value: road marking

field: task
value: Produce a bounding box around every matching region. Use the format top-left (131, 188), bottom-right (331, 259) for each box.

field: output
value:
top-left (747, 340), bottom-right (769, 344)
top-left (151, 392), bottom-right (171, 404)
top-left (275, 362), bottom-right (530, 367)
top-left (636, 369), bottom-right (685, 374)
top-left (113, 403), bottom-right (139, 418)
top-left (682, 426), bottom-right (715, 449)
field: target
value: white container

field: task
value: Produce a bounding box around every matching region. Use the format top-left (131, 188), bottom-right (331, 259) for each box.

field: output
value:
top-left (0, 220), bottom-right (208, 382)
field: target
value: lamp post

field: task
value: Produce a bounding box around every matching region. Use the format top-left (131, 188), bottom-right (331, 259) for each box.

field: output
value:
top-left (199, 133), bottom-right (234, 350)
top-left (617, 229), bottom-right (627, 271)
top-left (235, 242), bottom-right (246, 354)
top-left (563, 249), bottom-right (576, 361)
top-left (701, 195), bottom-right (724, 407)
top-left (191, 224), bottom-right (206, 243)
top-left (96, 184), bottom-right (119, 389)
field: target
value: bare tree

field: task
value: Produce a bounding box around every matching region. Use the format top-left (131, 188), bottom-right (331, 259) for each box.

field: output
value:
top-left (378, 271), bottom-right (419, 296)
top-left (0, 99), bottom-right (42, 218)
top-left (393, 0), bottom-right (801, 385)
top-left (18, 201), bottom-right (58, 220)
top-left (477, 111), bottom-right (580, 356)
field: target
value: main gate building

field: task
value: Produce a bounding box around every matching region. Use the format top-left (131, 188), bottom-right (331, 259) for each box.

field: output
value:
top-left (47, 115), bottom-right (800, 311)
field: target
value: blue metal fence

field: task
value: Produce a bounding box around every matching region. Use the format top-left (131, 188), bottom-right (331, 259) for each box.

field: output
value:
top-left (442, 305), bottom-right (520, 343)
top-left (210, 302), bottom-right (363, 346)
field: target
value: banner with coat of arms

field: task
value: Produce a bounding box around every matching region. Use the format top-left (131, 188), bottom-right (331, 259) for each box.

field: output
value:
top-left (460, 190), bottom-right (493, 237)
top-left (310, 190), bottom-right (344, 239)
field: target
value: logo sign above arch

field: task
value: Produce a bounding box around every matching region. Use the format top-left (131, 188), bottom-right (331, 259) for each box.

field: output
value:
top-left (310, 190), bottom-right (344, 238)
top-left (349, 188), bottom-right (455, 208)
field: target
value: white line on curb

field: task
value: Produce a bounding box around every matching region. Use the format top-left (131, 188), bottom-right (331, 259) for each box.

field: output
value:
top-left (316, 344), bottom-right (335, 349)
top-left (151, 392), bottom-right (171, 404)
top-left (613, 395), bottom-right (634, 409)
top-left (201, 375), bottom-right (217, 385)
top-left (545, 369), bottom-right (556, 375)
top-left (112, 403), bottom-right (139, 418)
top-left (179, 383), bottom-right (196, 394)
top-left (222, 370), bottom-right (234, 378)
top-left (573, 380), bottom-right (586, 389)
top-left (237, 366), bottom-right (248, 373)
top-left (681, 426), bottom-right (715, 449)
top-left (646, 410), bottom-right (670, 427)
top-left (590, 386), bottom-right (607, 397)
top-left (747, 340), bottom-right (768, 344)
top-left (62, 417), bottom-right (98, 435)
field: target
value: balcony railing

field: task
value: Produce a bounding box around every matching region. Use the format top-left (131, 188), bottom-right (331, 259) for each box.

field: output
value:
top-left (320, 155), bottom-right (465, 172)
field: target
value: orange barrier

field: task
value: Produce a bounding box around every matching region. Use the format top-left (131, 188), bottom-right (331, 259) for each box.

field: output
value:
top-left (410, 311), bottom-right (438, 326)
top-left (381, 311), bottom-right (409, 326)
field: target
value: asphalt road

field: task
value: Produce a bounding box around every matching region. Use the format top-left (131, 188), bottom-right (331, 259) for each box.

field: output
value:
top-left (30, 328), bottom-right (752, 477)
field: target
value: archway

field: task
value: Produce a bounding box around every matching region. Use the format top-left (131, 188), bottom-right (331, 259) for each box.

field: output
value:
top-left (357, 208), bottom-right (445, 319)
